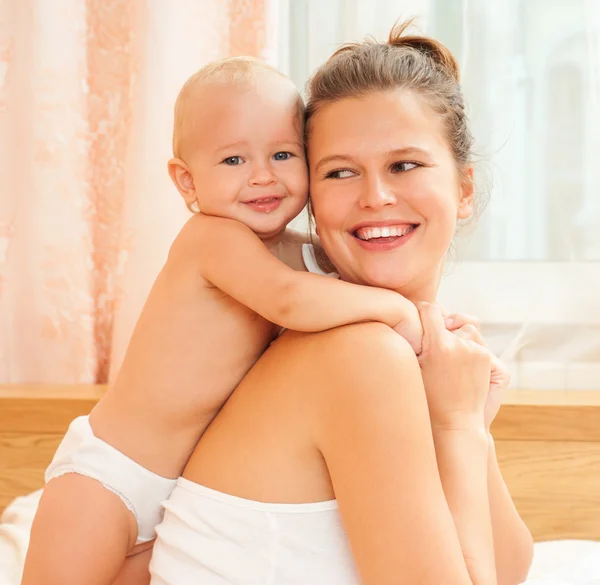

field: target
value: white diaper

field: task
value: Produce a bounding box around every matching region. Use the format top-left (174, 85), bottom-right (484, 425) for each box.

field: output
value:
top-left (45, 416), bottom-right (177, 543)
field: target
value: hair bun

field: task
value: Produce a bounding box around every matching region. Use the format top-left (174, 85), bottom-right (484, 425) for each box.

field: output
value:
top-left (388, 20), bottom-right (461, 83)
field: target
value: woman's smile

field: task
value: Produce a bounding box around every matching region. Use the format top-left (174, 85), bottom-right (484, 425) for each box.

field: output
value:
top-left (351, 222), bottom-right (419, 251)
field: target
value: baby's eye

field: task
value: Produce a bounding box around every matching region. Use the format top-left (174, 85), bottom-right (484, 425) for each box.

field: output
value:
top-left (325, 169), bottom-right (355, 179)
top-left (390, 161), bottom-right (419, 173)
top-left (223, 156), bottom-right (244, 165)
top-left (273, 151), bottom-right (292, 161)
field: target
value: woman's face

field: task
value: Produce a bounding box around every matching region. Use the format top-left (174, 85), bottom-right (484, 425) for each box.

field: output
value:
top-left (308, 90), bottom-right (473, 300)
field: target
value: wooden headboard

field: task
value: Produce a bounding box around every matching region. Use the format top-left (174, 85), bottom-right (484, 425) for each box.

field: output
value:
top-left (1, 385), bottom-right (599, 542)
top-left (492, 390), bottom-right (600, 541)
top-left (0, 385), bottom-right (105, 513)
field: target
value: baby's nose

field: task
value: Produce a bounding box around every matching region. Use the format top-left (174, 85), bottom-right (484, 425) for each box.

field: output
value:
top-left (248, 164), bottom-right (276, 186)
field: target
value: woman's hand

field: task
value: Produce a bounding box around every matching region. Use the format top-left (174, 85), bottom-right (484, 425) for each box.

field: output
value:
top-left (417, 303), bottom-right (491, 432)
top-left (444, 312), bottom-right (510, 430)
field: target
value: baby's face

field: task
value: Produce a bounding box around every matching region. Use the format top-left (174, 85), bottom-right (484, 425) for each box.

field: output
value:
top-left (183, 77), bottom-right (308, 239)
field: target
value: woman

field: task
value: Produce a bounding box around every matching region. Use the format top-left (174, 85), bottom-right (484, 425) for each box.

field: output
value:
top-left (146, 23), bottom-right (533, 585)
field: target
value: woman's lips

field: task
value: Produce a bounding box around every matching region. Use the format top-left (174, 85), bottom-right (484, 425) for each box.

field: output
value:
top-left (352, 224), bottom-right (418, 251)
top-left (243, 197), bottom-right (283, 213)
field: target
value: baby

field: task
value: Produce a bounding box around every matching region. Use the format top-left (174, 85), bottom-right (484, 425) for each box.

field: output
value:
top-left (22, 58), bottom-right (423, 585)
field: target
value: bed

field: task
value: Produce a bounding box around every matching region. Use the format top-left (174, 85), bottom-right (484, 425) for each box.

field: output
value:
top-left (1, 385), bottom-right (599, 583)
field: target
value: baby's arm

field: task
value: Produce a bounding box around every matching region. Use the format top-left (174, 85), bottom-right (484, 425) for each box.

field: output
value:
top-left (193, 215), bottom-right (423, 351)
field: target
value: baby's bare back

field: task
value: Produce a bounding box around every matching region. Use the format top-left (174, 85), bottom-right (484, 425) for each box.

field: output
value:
top-left (91, 223), bottom-right (308, 479)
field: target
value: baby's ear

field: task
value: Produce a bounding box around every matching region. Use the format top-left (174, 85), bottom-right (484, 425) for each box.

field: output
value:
top-left (168, 158), bottom-right (198, 210)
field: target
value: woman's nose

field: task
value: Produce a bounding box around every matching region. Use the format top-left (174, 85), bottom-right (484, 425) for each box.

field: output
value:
top-left (248, 162), bottom-right (277, 187)
top-left (359, 175), bottom-right (397, 209)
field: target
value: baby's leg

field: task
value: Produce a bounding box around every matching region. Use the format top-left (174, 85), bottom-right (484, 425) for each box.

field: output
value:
top-left (22, 409), bottom-right (197, 585)
top-left (22, 376), bottom-right (210, 585)
top-left (22, 474), bottom-right (135, 585)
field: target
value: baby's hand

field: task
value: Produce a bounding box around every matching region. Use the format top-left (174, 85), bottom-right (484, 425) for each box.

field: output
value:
top-left (392, 303), bottom-right (423, 355)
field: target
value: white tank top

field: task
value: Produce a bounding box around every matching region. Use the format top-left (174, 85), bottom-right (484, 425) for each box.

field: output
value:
top-left (149, 478), bottom-right (359, 585)
top-left (148, 245), bottom-right (359, 584)
top-left (301, 243), bottom-right (339, 278)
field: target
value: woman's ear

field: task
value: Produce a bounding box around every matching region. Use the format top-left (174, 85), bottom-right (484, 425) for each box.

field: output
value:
top-left (168, 158), bottom-right (198, 209)
top-left (457, 166), bottom-right (474, 220)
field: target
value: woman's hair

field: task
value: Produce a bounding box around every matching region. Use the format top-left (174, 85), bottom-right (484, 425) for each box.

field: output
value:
top-left (305, 20), bottom-right (473, 177)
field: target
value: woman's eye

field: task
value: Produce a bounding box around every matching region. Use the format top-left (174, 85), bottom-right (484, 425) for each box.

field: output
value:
top-left (223, 156), bottom-right (244, 165)
top-left (391, 161), bottom-right (419, 173)
top-left (273, 151), bottom-right (292, 161)
top-left (325, 169), bottom-right (355, 179)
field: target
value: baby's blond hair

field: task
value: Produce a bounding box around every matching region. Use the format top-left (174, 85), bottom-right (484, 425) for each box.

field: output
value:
top-left (172, 57), bottom-right (302, 160)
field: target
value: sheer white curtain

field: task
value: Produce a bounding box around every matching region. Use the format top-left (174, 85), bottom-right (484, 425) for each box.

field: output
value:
top-left (270, 0), bottom-right (600, 389)
top-left (0, 0), bottom-right (271, 384)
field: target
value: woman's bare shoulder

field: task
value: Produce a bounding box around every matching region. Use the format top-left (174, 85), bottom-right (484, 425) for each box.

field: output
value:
top-left (264, 324), bottom-right (428, 471)
top-left (269, 323), bottom-right (419, 399)
top-left (277, 321), bottom-right (413, 357)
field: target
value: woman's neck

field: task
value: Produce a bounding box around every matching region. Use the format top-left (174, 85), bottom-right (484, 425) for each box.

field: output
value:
top-left (392, 262), bottom-right (444, 306)
top-left (396, 282), bottom-right (438, 305)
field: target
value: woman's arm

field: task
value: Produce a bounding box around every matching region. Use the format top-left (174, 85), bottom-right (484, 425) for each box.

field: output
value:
top-left (433, 427), bottom-right (495, 584)
top-left (309, 322), bottom-right (495, 585)
top-left (487, 435), bottom-right (534, 585)
top-left (445, 312), bottom-right (534, 584)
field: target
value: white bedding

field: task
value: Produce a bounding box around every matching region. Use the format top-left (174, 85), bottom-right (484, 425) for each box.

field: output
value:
top-left (1, 490), bottom-right (599, 585)
top-left (524, 540), bottom-right (600, 585)
top-left (0, 491), bottom-right (41, 585)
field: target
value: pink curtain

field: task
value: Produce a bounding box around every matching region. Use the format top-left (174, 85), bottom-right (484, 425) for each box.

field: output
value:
top-left (0, 0), bottom-right (270, 384)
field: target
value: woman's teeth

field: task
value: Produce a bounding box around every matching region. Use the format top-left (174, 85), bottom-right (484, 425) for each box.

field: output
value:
top-left (355, 225), bottom-right (416, 241)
